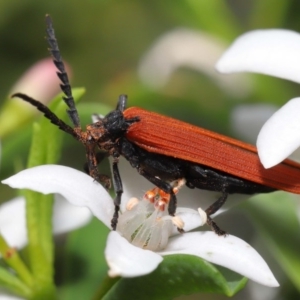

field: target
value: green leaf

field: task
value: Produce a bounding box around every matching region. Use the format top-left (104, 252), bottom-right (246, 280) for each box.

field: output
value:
top-left (0, 266), bottom-right (32, 298)
top-left (0, 234), bottom-right (33, 287)
top-left (156, 0), bottom-right (240, 40)
top-left (250, 0), bottom-right (291, 27)
top-left (101, 255), bottom-right (247, 300)
top-left (24, 88), bottom-right (85, 298)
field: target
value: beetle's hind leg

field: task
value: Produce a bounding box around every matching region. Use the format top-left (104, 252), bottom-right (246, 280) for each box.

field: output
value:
top-left (205, 192), bottom-right (228, 236)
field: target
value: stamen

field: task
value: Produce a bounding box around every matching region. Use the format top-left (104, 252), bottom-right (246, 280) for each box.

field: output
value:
top-left (126, 197), bottom-right (139, 210)
top-left (171, 215), bottom-right (184, 230)
top-left (198, 207), bottom-right (207, 225)
top-left (143, 189), bottom-right (157, 203)
top-left (143, 178), bottom-right (186, 211)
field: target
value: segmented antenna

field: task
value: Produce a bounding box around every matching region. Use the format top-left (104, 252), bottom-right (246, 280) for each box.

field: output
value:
top-left (45, 14), bottom-right (81, 129)
top-left (12, 93), bottom-right (78, 139)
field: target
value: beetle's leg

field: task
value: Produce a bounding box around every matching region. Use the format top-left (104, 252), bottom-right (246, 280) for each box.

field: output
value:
top-left (86, 146), bottom-right (111, 188)
top-left (169, 193), bottom-right (184, 233)
top-left (205, 192), bottom-right (228, 236)
top-left (83, 151), bottom-right (108, 174)
top-left (111, 154), bottom-right (123, 230)
top-left (206, 216), bottom-right (227, 236)
top-left (206, 192), bottom-right (228, 216)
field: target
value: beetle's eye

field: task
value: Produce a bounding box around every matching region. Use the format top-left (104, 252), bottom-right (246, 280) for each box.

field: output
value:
top-left (92, 122), bottom-right (102, 128)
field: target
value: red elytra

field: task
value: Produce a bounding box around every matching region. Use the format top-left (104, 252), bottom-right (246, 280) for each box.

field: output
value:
top-left (124, 107), bottom-right (300, 194)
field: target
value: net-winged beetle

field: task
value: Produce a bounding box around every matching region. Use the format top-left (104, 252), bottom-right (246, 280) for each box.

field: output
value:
top-left (13, 15), bottom-right (300, 235)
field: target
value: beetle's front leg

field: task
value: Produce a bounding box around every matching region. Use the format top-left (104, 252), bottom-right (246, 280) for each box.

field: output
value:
top-left (111, 152), bottom-right (123, 230)
top-left (86, 145), bottom-right (111, 188)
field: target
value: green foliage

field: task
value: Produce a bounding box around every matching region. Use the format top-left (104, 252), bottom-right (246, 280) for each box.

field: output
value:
top-left (244, 192), bottom-right (300, 292)
top-left (100, 255), bottom-right (247, 300)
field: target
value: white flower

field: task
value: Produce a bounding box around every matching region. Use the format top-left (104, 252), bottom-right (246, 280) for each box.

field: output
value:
top-left (216, 29), bottom-right (300, 168)
top-left (2, 164), bottom-right (279, 287)
top-left (0, 195), bottom-right (92, 250)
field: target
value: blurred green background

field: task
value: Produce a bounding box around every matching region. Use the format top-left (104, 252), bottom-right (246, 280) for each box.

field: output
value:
top-left (1, 0), bottom-right (300, 299)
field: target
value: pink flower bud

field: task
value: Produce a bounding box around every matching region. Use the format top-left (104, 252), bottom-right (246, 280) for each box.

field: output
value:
top-left (0, 58), bottom-right (72, 138)
top-left (10, 57), bottom-right (71, 103)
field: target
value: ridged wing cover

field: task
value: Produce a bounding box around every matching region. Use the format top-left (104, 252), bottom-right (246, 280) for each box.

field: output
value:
top-left (124, 107), bottom-right (300, 193)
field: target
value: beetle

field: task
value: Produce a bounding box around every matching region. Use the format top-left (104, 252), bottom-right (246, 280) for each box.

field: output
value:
top-left (12, 15), bottom-right (300, 235)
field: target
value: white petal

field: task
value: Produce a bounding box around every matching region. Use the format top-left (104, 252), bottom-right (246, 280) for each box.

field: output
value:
top-left (257, 98), bottom-right (300, 168)
top-left (0, 292), bottom-right (24, 300)
top-left (2, 165), bottom-right (114, 228)
top-left (171, 207), bottom-right (205, 234)
top-left (105, 231), bottom-right (163, 277)
top-left (0, 197), bottom-right (27, 248)
top-left (139, 28), bottom-right (251, 96)
top-left (53, 194), bottom-right (92, 234)
top-left (158, 232), bottom-right (279, 287)
top-left (0, 195), bottom-right (92, 249)
top-left (231, 104), bottom-right (278, 144)
top-left (216, 29), bottom-right (300, 83)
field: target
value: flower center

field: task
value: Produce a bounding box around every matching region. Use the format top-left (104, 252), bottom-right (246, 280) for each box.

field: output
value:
top-left (116, 181), bottom-right (185, 251)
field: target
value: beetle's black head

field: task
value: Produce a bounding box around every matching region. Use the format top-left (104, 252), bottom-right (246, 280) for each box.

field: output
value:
top-left (86, 109), bottom-right (129, 143)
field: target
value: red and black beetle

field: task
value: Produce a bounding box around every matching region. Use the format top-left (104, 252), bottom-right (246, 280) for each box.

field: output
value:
top-left (13, 15), bottom-right (300, 235)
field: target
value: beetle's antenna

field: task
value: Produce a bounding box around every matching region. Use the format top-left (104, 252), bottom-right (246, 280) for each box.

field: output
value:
top-left (12, 93), bottom-right (79, 139)
top-left (45, 14), bottom-right (81, 129)
top-left (116, 94), bottom-right (127, 112)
